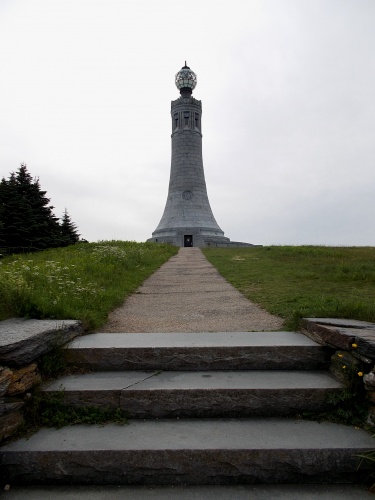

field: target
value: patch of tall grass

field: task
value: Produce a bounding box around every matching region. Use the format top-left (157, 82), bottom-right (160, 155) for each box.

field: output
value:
top-left (203, 246), bottom-right (375, 330)
top-left (0, 241), bottom-right (178, 330)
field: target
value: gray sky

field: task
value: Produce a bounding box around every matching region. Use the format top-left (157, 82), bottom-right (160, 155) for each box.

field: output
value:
top-left (1, 0), bottom-right (374, 246)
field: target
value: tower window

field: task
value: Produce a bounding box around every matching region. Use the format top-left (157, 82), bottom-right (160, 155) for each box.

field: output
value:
top-left (184, 111), bottom-right (189, 126)
top-left (195, 113), bottom-right (199, 129)
top-left (174, 113), bottom-right (178, 129)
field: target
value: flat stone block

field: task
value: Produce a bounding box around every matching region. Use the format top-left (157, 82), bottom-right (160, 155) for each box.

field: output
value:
top-left (43, 370), bottom-right (342, 418)
top-left (2, 484), bottom-right (373, 500)
top-left (302, 318), bottom-right (375, 360)
top-left (0, 409), bottom-right (23, 440)
top-left (7, 363), bottom-right (41, 395)
top-left (1, 419), bottom-right (373, 485)
top-left (0, 397), bottom-right (24, 417)
top-left (0, 367), bottom-right (13, 396)
top-left (304, 318), bottom-right (375, 329)
top-left (65, 332), bottom-right (332, 371)
top-left (0, 318), bottom-right (84, 366)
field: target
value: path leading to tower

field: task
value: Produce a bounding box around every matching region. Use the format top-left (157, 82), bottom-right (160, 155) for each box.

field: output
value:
top-left (101, 248), bottom-right (283, 333)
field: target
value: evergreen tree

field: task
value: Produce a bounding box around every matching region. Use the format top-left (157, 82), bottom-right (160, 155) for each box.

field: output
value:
top-left (0, 164), bottom-right (74, 254)
top-left (0, 172), bottom-right (23, 252)
top-left (0, 206), bottom-right (4, 251)
top-left (60, 208), bottom-right (80, 246)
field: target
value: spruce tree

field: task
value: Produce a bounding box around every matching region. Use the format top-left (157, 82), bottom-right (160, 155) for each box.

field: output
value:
top-left (0, 172), bottom-right (22, 252)
top-left (60, 208), bottom-right (80, 246)
top-left (0, 164), bottom-right (67, 253)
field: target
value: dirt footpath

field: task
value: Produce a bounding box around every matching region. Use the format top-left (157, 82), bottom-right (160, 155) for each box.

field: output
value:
top-left (101, 248), bottom-right (283, 333)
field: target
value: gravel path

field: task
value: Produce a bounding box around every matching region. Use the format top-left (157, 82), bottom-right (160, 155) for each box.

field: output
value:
top-left (101, 248), bottom-right (283, 333)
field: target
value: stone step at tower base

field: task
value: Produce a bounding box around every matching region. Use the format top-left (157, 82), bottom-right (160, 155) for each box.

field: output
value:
top-left (1, 330), bottom-right (374, 489)
top-left (42, 369), bottom-right (342, 418)
top-left (2, 418), bottom-right (373, 485)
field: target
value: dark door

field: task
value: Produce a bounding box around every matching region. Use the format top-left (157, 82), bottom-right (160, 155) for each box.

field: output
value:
top-left (184, 235), bottom-right (193, 247)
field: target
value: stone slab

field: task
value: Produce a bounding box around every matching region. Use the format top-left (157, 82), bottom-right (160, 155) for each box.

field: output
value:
top-left (2, 484), bottom-right (373, 499)
top-left (70, 331), bottom-right (323, 348)
top-left (7, 363), bottom-right (41, 395)
top-left (0, 398), bottom-right (24, 416)
top-left (43, 370), bottom-right (342, 417)
top-left (0, 367), bottom-right (13, 396)
top-left (0, 319), bottom-right (84, 367)
top-left (304, 318), bottom-right (375, 329)
top-left (65, 332), bottom-right (332, 371)
top-left (0, 410), bottom-right (23, 440)
top-left (302, 318), bottom-right (375, 360)
top-left (45, 370), bottom-right (342, 392)
top-left (1, 419), bottom-right (373, 485)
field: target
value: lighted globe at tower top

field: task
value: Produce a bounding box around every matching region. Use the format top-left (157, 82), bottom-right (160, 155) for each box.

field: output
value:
top-left (175, 62), bottom-right (197, 96)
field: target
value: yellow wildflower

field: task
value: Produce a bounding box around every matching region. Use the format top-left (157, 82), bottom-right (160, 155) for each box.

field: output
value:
top-left (342, 365), bottom-right (346, 369)
top-left (358, 372), bottom-right (364, 377)
top-left (351, 343), bottom-right (358, 348)
top-left (337, 353), bottom-right (343, 358)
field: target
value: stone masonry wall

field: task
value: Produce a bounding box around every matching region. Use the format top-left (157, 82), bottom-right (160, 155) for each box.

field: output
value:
top-left (0, 319), bottom-right (83, 441)
top-left (301, 318), bottom-right (375, 426)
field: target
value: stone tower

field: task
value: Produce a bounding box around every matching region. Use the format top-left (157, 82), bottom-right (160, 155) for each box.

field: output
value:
top-left (148, 64), bottom-right (231, 248)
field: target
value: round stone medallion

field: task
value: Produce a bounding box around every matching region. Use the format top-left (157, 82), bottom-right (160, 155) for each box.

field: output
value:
top-left (182, 190), bottom-right (193, 201)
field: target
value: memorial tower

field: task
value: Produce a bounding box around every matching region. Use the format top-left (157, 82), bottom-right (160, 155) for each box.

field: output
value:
top-left (148, 63), bottom-right (231, 248)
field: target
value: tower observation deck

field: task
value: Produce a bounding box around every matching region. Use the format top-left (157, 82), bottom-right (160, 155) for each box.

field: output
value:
top-left (148, 64), bottom-right (255, 248)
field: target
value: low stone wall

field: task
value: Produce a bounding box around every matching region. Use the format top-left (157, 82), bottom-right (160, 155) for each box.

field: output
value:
top-left (204, 240), bottom-right (261, 248)
top-left (301, 318), bottom-right (375, 426)
top-left (0, 318), bottom-right (83, 441)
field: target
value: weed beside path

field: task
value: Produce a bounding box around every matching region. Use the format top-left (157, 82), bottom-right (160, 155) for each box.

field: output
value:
top-left (203, 246), bottom-right (375, 330)
top-left (0, 241), bottom-right (178, 330)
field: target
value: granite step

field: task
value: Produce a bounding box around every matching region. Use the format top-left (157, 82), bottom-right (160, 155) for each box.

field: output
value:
top-left (2, 484), bottom-right (374, 499)
top-left (1, 418), bottom-right (373, 485)
top-left (64, 331), bottom-right (332, 371)
top-left (43, 370), bottom-right (343, 418)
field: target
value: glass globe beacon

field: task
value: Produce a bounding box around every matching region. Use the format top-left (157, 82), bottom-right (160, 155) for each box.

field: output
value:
top-left (175, 64), bottom-right (197, 93)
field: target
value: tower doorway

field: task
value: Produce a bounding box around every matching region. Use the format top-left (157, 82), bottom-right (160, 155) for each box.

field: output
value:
top-left (184, 235), bottom-right (193, 247)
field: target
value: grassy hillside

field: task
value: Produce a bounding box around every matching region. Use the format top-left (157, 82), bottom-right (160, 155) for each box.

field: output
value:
top-left (203, 246), bottom-right (375, 330)
top-left (0, 241), bottom-right (178, 330)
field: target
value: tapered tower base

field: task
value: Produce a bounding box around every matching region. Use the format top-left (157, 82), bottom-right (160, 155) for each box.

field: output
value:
top-left (148, 228), bottom-right (230, 248)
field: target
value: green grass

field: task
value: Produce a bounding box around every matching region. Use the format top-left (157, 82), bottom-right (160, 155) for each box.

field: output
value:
top-left (20, 389), bottom-right (128, 434)
top-left (34, 395), bottom-right (128, 429)
top-left (0, 241), bottom-right (178, 330)
top-left (303, 354), bottom-right (369, 427)
top-left (203, 246), bottom-right (375, 330)
top-left (2, 243), bottom-right (375, 333)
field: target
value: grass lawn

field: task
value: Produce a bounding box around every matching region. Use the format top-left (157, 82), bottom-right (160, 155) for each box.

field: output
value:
top-left (203, 246), bottom-right (375, 330)
top-left (2, 242), bottom-right (375, 333)
top-left (0, 241), bottom-right (178, 330)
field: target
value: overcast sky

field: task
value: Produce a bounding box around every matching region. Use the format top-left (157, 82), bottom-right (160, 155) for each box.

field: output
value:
top-left (1, 0), bottom-right (374, 246)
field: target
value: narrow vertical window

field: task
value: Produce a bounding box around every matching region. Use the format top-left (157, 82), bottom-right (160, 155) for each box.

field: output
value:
top-left (195, 113), bottom-right (199, 129)
top-left (184, 111), bottom-right (189, 126)
top-left (174, 113), bottom-right (178, 129)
